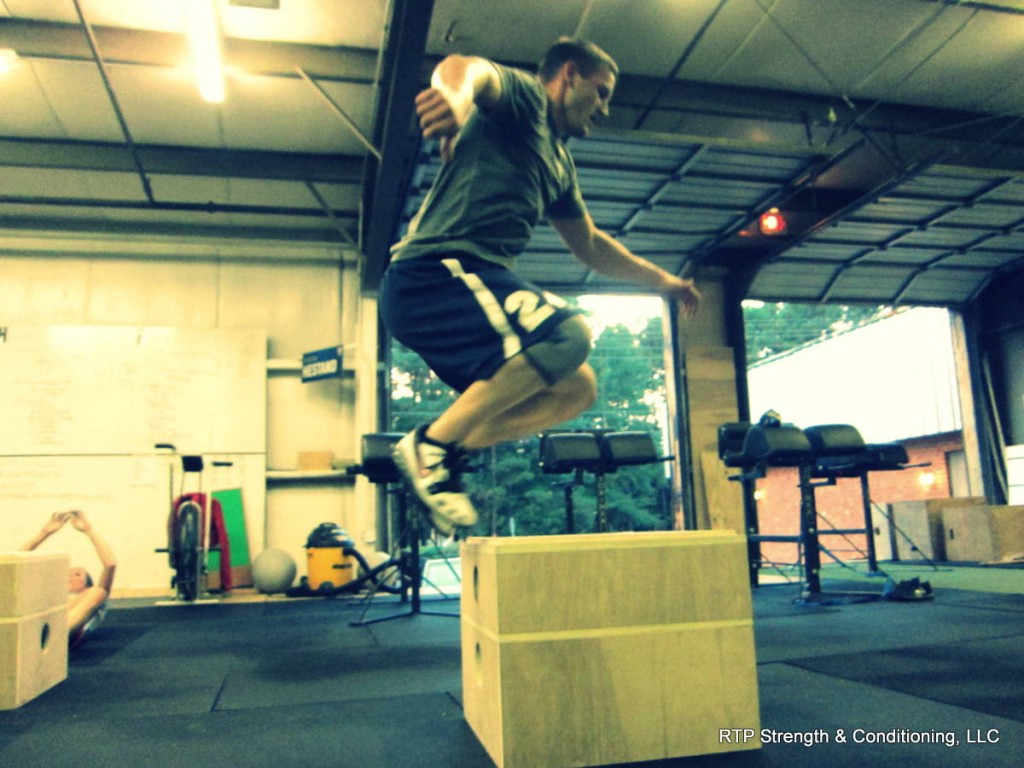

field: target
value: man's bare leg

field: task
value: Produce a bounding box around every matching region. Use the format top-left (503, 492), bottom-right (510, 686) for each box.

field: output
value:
top-left (425, 357), bottom-right (596, 449)
top-left (394, 356), bottom-right (596, 534)
top-left (456, 368), bottom-right (595, 449)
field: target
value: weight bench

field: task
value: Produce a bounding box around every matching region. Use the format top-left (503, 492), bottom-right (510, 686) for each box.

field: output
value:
top-left (805, 425), bottom-right (919, 574)
top-left (540, 430), bottom-right (669, 533)
top-left (346, 433), bottom-right (458, 624)
top-left (718, 420), bottom-right (814, 477)
top-left (347, 432), bottom-right (404, 485)
top-left (718, 420), bottom-right (824, 591)
top-left (721, 419), bottom-right (921, 601)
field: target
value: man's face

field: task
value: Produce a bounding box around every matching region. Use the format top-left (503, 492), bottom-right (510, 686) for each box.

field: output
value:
top-left (562, 65), bottom-right (616, 138)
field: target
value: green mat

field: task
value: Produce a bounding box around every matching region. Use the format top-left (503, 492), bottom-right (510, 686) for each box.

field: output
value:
top-left (820, 561), bottom-right (1024, 595)
top-left (209, 488), bottom-right (253, 588)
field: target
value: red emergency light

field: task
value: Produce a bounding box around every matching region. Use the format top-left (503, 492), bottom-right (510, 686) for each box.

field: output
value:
top-left (759, 208), bottom-right (787, 236)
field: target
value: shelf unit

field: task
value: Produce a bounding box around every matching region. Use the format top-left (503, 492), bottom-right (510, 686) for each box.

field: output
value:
top-left (265, 468), bottom-right (356, 485)
top-left (267, 358), bottom-right (303, 374)
top-left (266, 357), bottom-right (356, 378)
top-left (265, 357), bottom-right (356, 486)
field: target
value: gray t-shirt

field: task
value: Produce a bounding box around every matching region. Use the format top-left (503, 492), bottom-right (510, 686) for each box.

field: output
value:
top-left (391, 63), bottom-right (585, 266)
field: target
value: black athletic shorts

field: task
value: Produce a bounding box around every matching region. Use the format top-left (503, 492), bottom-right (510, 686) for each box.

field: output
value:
top-left (379, 253), bottom-right (583, 393)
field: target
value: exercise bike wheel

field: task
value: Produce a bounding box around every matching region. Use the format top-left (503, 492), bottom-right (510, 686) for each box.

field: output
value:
top-left (174, 500), bottom-right (203, 601)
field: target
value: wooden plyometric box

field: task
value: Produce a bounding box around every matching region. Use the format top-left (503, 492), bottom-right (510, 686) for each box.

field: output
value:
top-left (0, 553), bottom-right (69, 619)
top-left (460, 531), bottom-right (761, 768)
top-left (887, 498), bottom-right (986, 562)
top-left (701, 450), bottom-right (745, 535)
top-left (686, 346), bottom-right (741, 531)
top-left (944, 505), bottom-right (1024, 563)
top-left (0, 552), bottom-right (69, 709)
top-left (870, 504), bottom-right (895, 563)
top-left (297, 451), bottom-right (334, 470)
top-left (1, 606), bottom-right (68, 710)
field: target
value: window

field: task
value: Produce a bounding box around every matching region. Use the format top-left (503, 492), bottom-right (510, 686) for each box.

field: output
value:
top-left (389, 294), bottom-right (674, 535)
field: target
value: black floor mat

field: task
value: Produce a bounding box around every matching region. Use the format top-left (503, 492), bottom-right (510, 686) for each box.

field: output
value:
top-left (788, 635), bottom-right (1024, 722)
top-left (4, 583), bottom-right (1022, 768)
top-left (0, 692), bottom-right (494, 768)
top-left (68, 625), bottom-right (154, 666)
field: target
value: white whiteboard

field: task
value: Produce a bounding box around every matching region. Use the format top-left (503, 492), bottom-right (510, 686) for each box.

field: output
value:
top-left (0, 325), bottom-right (266, 456)
top-left (0, 453), bottom-right (266, 593)
top-left (0, 325), bottom-right (268, 592)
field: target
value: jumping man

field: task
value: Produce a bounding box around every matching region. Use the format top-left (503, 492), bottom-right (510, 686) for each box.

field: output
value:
top-left (380, 38), bottom-right (701, 535)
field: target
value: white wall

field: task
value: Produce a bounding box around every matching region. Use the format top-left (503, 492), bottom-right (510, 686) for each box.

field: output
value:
top-left (1007, 444), bottom-right (1024, 504)
top-left (0, 240), bottom-right (379, 595)
top-left (746, 307), bottom-right (962, 443)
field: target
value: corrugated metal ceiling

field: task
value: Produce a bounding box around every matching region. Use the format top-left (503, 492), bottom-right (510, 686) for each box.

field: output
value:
top-left (3, 1), bottom-right (1024, 306)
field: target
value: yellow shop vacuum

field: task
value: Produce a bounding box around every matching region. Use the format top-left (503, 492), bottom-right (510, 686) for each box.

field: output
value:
top-left (305, 522), bottom-right (356, 591)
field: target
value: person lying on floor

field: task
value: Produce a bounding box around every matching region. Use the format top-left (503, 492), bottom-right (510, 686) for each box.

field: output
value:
top-left (20, 510), bottom-right (117, 649)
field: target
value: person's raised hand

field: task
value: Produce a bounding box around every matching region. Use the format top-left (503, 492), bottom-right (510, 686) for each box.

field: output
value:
top-left (665, 277), bottom-right (701, 319)
top-left (41, 511), bottom-right (70, 535)
top-left (67, 510), bottom-right (92, 533)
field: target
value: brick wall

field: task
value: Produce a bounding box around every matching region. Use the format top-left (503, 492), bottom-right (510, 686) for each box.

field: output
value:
top-left (752, 432), bottom-right (964, 566)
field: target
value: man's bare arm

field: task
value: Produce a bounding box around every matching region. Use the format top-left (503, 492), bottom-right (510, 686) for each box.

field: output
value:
top-left (416, 55), bottom-right (502, 161)
top-left (552, 212), bottom-right (701, 317)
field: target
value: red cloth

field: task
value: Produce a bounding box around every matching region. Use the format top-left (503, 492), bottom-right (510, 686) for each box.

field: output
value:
top-left (168, 493), bottom-right (233, 592)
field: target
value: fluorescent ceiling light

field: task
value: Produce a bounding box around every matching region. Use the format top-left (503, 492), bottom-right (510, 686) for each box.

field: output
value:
top-left (186, 0), bottom-right (225, 103)
top-left (0, 48), bottom-right (19, 75)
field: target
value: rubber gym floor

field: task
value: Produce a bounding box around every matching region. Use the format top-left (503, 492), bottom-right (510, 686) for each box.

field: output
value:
top-left (1, 562), bottom-right (1021, 768)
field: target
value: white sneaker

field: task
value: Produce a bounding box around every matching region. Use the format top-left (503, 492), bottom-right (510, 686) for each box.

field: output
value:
top-left (393, 427), bottom-right (477, 535)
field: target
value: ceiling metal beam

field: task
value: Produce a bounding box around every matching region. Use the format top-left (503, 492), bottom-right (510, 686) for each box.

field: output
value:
top-left (296, 67), bottom-right (382, 161)
top-left (0, 16), bottom-right (378, 82)
top-left (304, 181), bottom-right (358, 246)
top-left (632, 0), bottom-right (729, 131)
top-left (71, 0), bottom-right (154, 203)
top-left (920, 0), bottom-right (1024, 16)
top-left (0, 138), bottom-right (363, 183)
top-left (0, 216), bottom-right (351, 247)
top-left (609, 75), bottom-right (1024, 172)
top-left (0, 192), bottom-right (357, 225)
top-left (360, 0), bottom-right (435, 292)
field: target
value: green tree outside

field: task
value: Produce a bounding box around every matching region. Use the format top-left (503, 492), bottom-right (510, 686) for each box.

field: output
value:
top-left (742, 300), bottom-right (892, 366)
top-left (389, 300), bottom-right (673, 536)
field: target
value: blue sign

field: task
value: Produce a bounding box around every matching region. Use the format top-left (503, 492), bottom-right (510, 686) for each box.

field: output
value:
top-left (301, 346), bottom-right (344, 382)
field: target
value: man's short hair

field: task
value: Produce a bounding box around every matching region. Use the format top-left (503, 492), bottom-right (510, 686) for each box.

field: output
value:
top-left (538, 38), bottom-right (619, 83)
